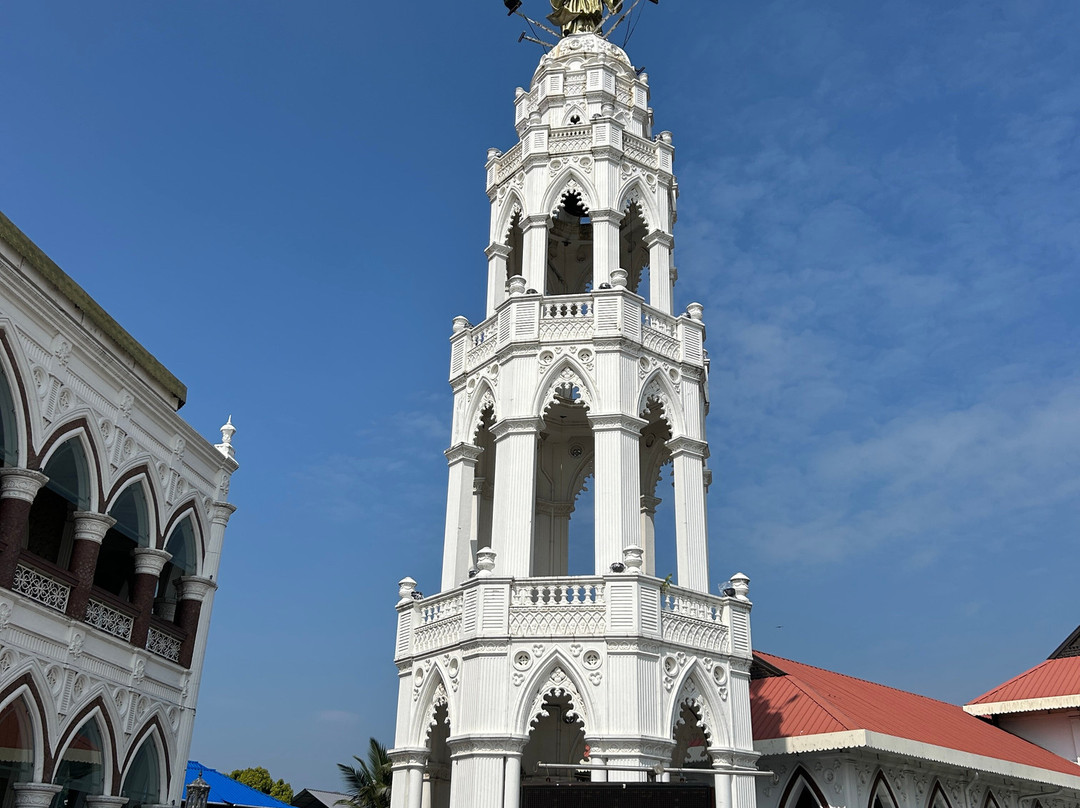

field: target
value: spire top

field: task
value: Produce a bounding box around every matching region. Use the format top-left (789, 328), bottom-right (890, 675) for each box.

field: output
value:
top-left (215, 415), bottom-right (236, 460)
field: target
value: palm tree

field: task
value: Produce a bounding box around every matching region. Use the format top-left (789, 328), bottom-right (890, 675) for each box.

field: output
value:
top-left (337, 738), bottom-right (392, 808)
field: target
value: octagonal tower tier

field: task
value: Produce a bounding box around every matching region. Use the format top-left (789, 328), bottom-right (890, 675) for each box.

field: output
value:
top-left (391, 32), bottom-right (758, 808)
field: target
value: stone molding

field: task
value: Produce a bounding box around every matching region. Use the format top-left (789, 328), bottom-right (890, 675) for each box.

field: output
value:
top-left (208, 501), bottom-right (237, 527)
top-left (644, 229), bottom-right (674, 249)
top-left (0, 468), bottom-right (48, 503)
top-left (490, 417), bottom-right (545, 440)
top-left (485, 242), bottom-right (512, 259)
top-left (131, 548), bottom-right (172, 577)
top-left (447, 734), bottom-right (529, 757)
top-left (72, 512), bottom-right (117, 544)
top-left (520, 213), bottom-right (552, 231)
top-left (587, 412), bottom-right (648, 434)
top-left (667, 436), bottom-right (708, 458)
top-left (388, 747), bottom-right (429, 768)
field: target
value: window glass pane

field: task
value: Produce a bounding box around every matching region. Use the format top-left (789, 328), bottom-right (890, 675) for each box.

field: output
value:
top-left (0, 368), bottom-right (18, 467)
top-left (110, 486), bottom-right (149, 546)
top-left (43, 441), bottom-right (89, 510)
top-left (51, 721), bottom-right (104, 808)
top-left (121, 741), bottom-right (160, 808)
top-left (0, 699), bottom-right (35, 801)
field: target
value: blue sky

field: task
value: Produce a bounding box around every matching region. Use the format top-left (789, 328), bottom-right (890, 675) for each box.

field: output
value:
top-left (2, 0), bottom-right (1078, 792)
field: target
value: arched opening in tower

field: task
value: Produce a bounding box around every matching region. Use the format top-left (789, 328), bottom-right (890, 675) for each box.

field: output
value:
top-left (640, 399), bottom-right (675, 578)
top-left (547, 191), bottom-right (593, 296)
top-left (505, 209), bottom-right (524, 284)
top-left (426, 702), bottom-right (452, 808)
top-left (535, 385), bottom-right (593, 576)
top-left (670, 702), bottom-right (713, 783)
top-left (521, 692), bottom-right (587, 785)
top-left (474, 405), bottom-right (497, 560)
top-left (620, 201), bottom-right (650, 296)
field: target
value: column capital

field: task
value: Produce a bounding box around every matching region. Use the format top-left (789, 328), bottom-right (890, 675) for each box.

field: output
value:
top-left (445, 443), bottom-right (482, 465)
top-left (485, 242), bottom-right (512, 259)
top-left (178, 575), bottom-right (217, 602)
top-left (588, 413), bottom-right (647, 435)
top-left (0, 468), bottom-right (49, 503)
top-left (667, 436), bottom-right (708, 458)
top-left (645, 229), bottom-right (674, 249)
top-left (132, 547), bottom-right (172, 577)
top-left (209, 501), bottom-right (238, 527)
top-left (520, 213), bottom-right (552, 231)
top-left (490, 417), bottom-right (545, 440)
top-left (640, 494), bottom-right (661, 514)
top-left (72, 512), bottom-right (116, 544)
top-left (388, 747), bottom-right (429, 768)
top-left (447, 734), bottom-right (529, 757)
top-left (84, 798), bottom-right (128, 808)
top-left (588, 208), bottom-right (625, 225)
top-left (13, 784), bottom-right (63, 808)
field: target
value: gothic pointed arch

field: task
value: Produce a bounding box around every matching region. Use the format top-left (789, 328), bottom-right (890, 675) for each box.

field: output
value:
top-left (0, 321), bottom-right (37, 465)
top-left (562, 450), bottom-right (595, 504)
top-left (533, 356), bottom-right (598, 419)
top-left (638, 369), bottom-right (685, 438)
top-left (161, 499), bottom-right (208, 562)
top-left (495, 192), bottom-right (526, 244)
top-left (0, 681), bottom-right (47, 784)
top-left (36, 421), bottom-right (102, 511)
top-left (777, 767), bottom-right (829, 808)
top-left (51, 702), bottom-right (117, 794)
top-left (983, 792), bottom-right (1001, 808)
top-left (562, 104), bottom-right (586, 127)
top-left (410, 663), bottom-right (454, 748)
top-left (868, 771), bottom-right (901, 808)
top-left (120, 721), bottom-right (169, 808)
top-left (544, 169), bottom-right (598, 218)
top-left (514, 649), bottom-right (595, 737)
top-left (461, 379), bottom-right (498, 446)
top-left (667, 659), bottom-right (729, 749)
top-left (928, 782), bottom-right (953, 808)
top-left (617, 179), bottom-right (659, 233)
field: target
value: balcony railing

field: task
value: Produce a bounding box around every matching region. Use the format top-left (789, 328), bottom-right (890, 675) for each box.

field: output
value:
top-left (452, 289), bottom-right (704, 378)
top-left (85, 590), bottom-right (137, 641)
top-left (395, 575), bottom-right (749, 661)
top-left (13, 557), bottom-right (74, 613)
top-left (147, 619), bottom-right (185, 663)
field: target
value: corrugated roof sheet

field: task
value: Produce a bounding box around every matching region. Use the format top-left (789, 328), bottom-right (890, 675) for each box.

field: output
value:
top-left (750, 652), bottom-right (1080, 777)
top-left (185, 761), bottom-right (295, 808)
top-left (968, 656), bottom-right (1080, 705)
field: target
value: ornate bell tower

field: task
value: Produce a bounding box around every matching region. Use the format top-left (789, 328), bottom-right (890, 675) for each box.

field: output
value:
top-left (390, 28), bottom-right (759, 808)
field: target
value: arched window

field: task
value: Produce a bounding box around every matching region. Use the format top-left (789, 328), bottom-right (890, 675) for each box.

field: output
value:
top-left (547, 190), bottom-right (593, 296)
top-left (121, 737), bottom-right (162, 808)
top-left (520, 692), bottom-right (586, 785)
top-left (96, 484), bottom-right (151, 599)
top-left (929, 782), bottom-right (952, 808)
top-left (0, 366), bottom-right (19, 468)
top-left (619, 201), bottom-right (649, 295)
top-left (27, 439), bottom-right (90, 567)
top-left (51, 720), bottom-right (105, 808)
top-left (778, 768), bottom-right (828, 808)
top-left (155, 517), bottom-right (197, 621)
top-left (0, 699), bottom-right (35, 808)
top-left (869, 772), bottom-right (899, 808)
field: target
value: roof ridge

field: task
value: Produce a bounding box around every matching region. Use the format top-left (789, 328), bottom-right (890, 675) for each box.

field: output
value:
top-left (757, 651), bottom-right (970, 710)
top-left (967, 659), bottom-right (1054, 704)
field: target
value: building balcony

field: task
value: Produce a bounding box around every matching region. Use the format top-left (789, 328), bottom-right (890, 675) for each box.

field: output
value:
top-left (394, 572), bottom-right (752, 663)
top-left (450, 288), bottom-right (705, 382)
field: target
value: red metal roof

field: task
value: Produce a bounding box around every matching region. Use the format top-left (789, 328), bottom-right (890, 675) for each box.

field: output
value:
top-left (968, 656), bottom-right (1080, 705)
top-left (750, 652), bottom-right (1080, 777)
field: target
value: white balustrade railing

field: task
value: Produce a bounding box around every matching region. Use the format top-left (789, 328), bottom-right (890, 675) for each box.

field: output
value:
top-left (511, 578), bottom-right (605, 607)
top-left (85, 598), bottom-right (134, 640)
top-left (660, 585), bottom-right (730, 653)
top-left (13, 563), bottom-right (70, 613)
top-left (147, 627), bottom-right (182, 662)
top-left (623, 132), bottom-right (659, 168)
top-left (420, 591), bottom-right (464, 625)
top-left (497, 142), bottom-right (523, 182)
top-left (541, 297), bottom-right (592, 320)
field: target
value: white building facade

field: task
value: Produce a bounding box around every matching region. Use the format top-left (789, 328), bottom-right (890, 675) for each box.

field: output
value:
top-left (390, 32), bottom-right (758, 808)
top-left (0, 213), bottom-right (238, 808)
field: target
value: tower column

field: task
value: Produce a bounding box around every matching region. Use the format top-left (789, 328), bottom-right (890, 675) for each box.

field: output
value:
top-left (485, 243), bottom-right (511, 316)
top-left (639, 494), bottom-right (661, 577)
top-left (591, 209), bottom-right (624, 288)
top-left (520, 214), bottom-right (550, 294)
top-left (442, 443), bottom-right (483, 590)
top-left (589, 414), bottom-right (645, 574)
top-left (533, 500), bottom-right (573, 577)
top-left (645, 230), bottom-right (674, 314)
top-left (669, 436), bottom-right (709, 592)
top-left (66, 511), bottom-right (116, 620)
top-left (389, 750), bottom-right (427, 808)
top-left (0, 468), bottom-right (48, 587)
top-left (490, 418), bottom-right (543, 577)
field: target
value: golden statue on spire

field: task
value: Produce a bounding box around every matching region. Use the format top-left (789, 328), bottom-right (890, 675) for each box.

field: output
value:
top-left (548, 0), bottom-right (623, 36)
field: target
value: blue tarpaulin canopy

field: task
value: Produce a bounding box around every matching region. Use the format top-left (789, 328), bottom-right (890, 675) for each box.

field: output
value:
top-left (184, 762), bottom-right (294, 808)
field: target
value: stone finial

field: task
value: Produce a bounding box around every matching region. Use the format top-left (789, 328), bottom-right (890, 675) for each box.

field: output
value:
top-left (398, 577), bottom-right (417, 605)
top-left (686, 302), bottom-right (704, 321)
top-left (216, 416), bottom-right (236, 460)
top-left (452, 316), bottom-right (470, 333)
top-left (610, 268), bottom-right (629, 288)
top-left (475, 548), bottom-right (497, 577)
top-left (730, 572), bottom-right (750, 600)
top-left (507, 275), bottom-right (527, 296)
top-left (622, 545), bottom-right (643, 574)
top-left (487, 148), bottom-right (502, 161)
top-left (659, 131), bottom-right (673, 144)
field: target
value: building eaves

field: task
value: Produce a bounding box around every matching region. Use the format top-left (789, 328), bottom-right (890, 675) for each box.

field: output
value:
top-left (0, 210), bottom-right (187, 409)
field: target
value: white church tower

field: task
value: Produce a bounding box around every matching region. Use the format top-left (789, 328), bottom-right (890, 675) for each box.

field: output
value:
top-left (390, 21), bottom-right (759, 808)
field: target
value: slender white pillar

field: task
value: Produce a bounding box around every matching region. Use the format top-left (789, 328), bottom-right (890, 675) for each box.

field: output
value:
top-left (714, 771), bottom-right (733, 808)
top-left (503, 754), bottom-right (522, 808)
top-left (640, 494), bottom-right (660, 577)
top-left (448, 753), bottom-right (505, 808)
top-left (442, 444), bottom-right (482, 591)
top-left (485, 243), bottom-right (511, 316)
top-left (591, 209), bottom-right (623, 287)
top-left (490, 418), bottom-right (543, 577)
top-left (670, 436), bottom-right (709, 592)
top-left (407, 766), bottom-right (424, 808)
top-left (590, 414), bottom-right (645, 574)
top-left (520, 215), bottom-right (550, 294)
top-left (645, 230), bottom-right (674, 314)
